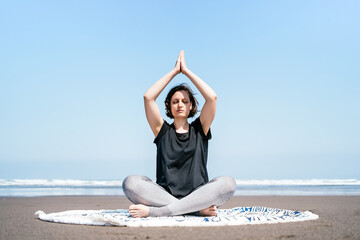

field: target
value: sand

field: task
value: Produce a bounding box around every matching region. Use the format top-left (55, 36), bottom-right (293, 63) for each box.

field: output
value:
top-left (0, 196), bottom-right (359, 240)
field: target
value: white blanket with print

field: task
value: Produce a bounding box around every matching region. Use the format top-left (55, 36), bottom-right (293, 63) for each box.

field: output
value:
top-left (35, 206), bottom-right (318, 227)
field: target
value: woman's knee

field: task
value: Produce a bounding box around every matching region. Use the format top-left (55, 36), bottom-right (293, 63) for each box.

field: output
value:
top-left (212, 176), bottom-right (237, 195)
top-left (122, 175), bottom-right (149, 193)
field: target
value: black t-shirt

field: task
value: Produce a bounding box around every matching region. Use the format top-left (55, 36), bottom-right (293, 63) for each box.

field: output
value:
top-left (154, 117), bottom-right (212, 198)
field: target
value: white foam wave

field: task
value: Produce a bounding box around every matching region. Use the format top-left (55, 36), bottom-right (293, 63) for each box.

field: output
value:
top-left (235, 179), bottom-right (360, 186)
top-left (0, 179), bottom-right (123, 187)
top-left (0, 179), bottom-right (359, 187)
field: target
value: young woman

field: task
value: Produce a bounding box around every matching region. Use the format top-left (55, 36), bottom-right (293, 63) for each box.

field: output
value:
top-left (122, 50), bottom-right (236, 218)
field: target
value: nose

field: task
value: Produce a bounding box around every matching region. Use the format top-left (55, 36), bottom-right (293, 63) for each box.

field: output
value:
top-left (178, 101), bottom-right (184, 108)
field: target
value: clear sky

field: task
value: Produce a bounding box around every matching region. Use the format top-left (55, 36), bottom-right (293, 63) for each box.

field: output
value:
top-left (1, 0), bottom-right (359, 180)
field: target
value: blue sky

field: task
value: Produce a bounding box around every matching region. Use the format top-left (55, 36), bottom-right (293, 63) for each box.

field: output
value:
top-left (1, 0), bottom-right (359, 180)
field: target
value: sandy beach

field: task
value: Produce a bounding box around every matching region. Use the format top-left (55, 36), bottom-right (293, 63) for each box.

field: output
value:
top-left (1, 196), bottom-right (359, 240)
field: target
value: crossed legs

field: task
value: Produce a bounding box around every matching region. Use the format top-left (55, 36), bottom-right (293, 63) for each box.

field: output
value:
top-left (122, 175), bottom-right (236, 217)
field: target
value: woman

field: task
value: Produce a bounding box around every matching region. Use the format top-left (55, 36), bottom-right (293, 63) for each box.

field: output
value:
top-left (122, 50), bottom-right (236, 218)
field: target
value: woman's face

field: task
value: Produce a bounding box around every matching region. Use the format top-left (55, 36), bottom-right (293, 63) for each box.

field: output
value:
top-left (170, 90), bottom-right (192, 119)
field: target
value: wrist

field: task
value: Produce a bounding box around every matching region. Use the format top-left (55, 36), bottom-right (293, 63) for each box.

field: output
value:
top-left (182, 67), bottom-right (190, 75)
top-left (170, 69), bottom-right (180, 77)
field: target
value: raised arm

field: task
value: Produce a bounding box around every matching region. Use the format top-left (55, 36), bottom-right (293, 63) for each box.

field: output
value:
top-left (180, 50), bottom-right (217, 135)
top-left (144, 52), bottom-right (181, 137)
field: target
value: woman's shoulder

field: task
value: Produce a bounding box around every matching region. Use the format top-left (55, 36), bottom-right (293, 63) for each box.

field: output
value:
top-left (191, 117), bottom-right (212, 140)
top-left (190, 117), bottom-right (201, 128)
top-left (153, 120), bottom-right (171, 144)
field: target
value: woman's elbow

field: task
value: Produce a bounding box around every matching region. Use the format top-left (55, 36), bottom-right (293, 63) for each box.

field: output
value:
top-left (143, 93), bottom-right (152, 102)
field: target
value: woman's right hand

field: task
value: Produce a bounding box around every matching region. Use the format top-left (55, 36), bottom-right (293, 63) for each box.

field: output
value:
top-left (173, 51), bottom-right (181, 74)
top-left (179, 50), bottom-right (189, 73)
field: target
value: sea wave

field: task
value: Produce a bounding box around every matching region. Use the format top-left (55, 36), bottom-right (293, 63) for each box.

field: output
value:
top-left (1, 179), bottom-right (360, 197)
top-left (0, 179), bottom-right (123, 187)
top-left (234, 179), bottom-right (360, 186)
top-left (0, 178), bottom-right (359, 187)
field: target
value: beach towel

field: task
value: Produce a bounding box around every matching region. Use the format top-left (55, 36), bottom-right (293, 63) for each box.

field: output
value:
top-left (35, 206), bottom-right (318, 227)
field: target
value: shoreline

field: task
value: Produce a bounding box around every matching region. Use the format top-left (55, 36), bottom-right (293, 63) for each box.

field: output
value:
top-left (3, 193), bottom-right (360, 198)
top-left (1, 196), bottom-right (359, 239)
top-left (2, 179), bottom-right (360, 197)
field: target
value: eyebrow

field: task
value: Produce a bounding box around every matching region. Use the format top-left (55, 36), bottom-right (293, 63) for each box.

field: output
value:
top-left (172, 97), bottom-right (189, 101)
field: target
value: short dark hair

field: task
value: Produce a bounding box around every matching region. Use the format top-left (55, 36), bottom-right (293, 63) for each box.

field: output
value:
top-left (165, 84), bottom-right (198, 119)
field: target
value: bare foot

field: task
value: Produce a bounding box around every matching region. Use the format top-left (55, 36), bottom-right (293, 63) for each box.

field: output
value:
top-left (129, 204), bottom-right (150, 218)
top-left (199, 205), bottom-right (217, 217)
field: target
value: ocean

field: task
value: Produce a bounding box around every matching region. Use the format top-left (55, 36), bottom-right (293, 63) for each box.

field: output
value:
top-left (1, 179), bottom-right (360, 197)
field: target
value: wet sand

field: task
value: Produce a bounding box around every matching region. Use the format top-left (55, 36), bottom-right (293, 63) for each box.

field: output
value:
top-left (1, 196), bottom-right (359, 240)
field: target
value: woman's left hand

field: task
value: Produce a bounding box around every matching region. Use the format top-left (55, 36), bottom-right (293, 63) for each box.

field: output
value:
top-left (180, 50), bottom-right (189, 73)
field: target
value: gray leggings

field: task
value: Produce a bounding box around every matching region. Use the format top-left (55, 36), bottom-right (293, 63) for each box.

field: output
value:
top-left (122, 175), bottom-right (236, 217)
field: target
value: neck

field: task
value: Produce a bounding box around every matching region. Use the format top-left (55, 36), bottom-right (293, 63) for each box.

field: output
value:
top-left (173, 118), bottom-right (189, 133)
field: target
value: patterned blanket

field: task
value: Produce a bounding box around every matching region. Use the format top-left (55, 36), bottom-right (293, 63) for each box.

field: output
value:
top-left (35, 206), bottom-right (318, 227)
